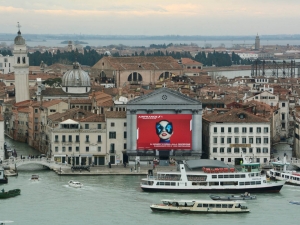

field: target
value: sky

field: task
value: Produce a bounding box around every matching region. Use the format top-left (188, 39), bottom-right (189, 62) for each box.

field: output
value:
top-left (0, 0), bottom-right (299, 36)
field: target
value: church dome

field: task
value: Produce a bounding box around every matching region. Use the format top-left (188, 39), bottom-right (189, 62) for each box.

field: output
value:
top-left (14, 30), bottom-right (26, 45)
top-left (62, 62), bottom-right (90, 87)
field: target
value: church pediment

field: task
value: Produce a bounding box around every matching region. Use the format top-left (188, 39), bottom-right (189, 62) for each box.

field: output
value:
top-left (128, 88), bottom-right (201, 105)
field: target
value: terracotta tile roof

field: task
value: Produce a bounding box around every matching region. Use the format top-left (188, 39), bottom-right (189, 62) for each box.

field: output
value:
top-left (181, 58), bottom-right (203, 65)
top-left (48, 108), bottom-right (95, 122)
top-left (69, 99), bottom-right (92, 104)
top-left (105, 111), bottom-right (126, 118)
top-left (31, 99), bottom-right (65, 108)
top-left (203, 108), bottom-right (269, 123)
top-left (18, 108), bottom-right (30, 113)
top-left (80, 114), bottom-right (105, 122)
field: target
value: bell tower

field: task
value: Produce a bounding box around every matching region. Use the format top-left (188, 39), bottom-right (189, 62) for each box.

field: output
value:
top-left (13, 22), bottom-right (29, 103)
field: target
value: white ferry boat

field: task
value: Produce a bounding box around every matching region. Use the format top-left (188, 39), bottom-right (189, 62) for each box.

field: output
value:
top-left (267, 154), bottom-right (300, 186)
top-left (150, 199), bottom-right (250, 213)
top-left (141, 154), bottom-right (285, 193)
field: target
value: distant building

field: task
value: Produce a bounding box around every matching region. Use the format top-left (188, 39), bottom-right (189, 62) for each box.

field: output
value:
top-left (0, 55), bottom-right (14, 74)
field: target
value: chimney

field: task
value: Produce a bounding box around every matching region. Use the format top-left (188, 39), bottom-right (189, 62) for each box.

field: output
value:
top-left (68, 95), bottom-right (71, 110)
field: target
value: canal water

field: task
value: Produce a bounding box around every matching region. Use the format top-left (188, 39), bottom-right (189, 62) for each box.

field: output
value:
top-left (1, 138), bottom-right (299, 225)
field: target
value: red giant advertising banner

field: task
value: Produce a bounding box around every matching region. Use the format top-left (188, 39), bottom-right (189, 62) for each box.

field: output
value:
top-left (137, 114), bottom-right (192, 150)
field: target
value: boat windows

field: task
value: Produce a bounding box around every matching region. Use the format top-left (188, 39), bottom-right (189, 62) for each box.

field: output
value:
top-left (245, 182), bottom-right (250, 185)
top-left (216, 204), bottom-right (222, 208)
top-left (222, 181), bottom-right (237, 186)
top-left (171, 182), bottom-right (176, 186)
top-left (239, 182), bottom-right (245, 185)
top-left (263, 180), bottom-right (266, 183)
top-left (228, 204), bottom-right (234, 208)
top-left (222, 204), bottom-right (228, 208)
top-left (256, 181), bottom-right (261, 185)
top-left (218, 175), bottom-right (224, 178)
top-left (197, 203), bottom-right (203, 207)
top-left (165, 182), bottom-right (170, 186)
top-left (209, 182), bottom-right (219, 186)
top-left (203, 204), bottom-right (208, 207)
top-left (251, 181), bottom-right (256, 185)
top-left (224, 175), bottom-right (229, 178)
top-left (256, 173), bottom-right (259, 176)
top-left (159, 182), bottom-right (164, 185)
top-left (235, 174), bottom-right (240, 178)
top-left (250, 173), bottom-right (255, 177)
top-left (229, 175), bottom-right (234, 178)
top-left (212, 175), bottom-right (217, 179)
top-left (209, 204), bottom-right (215, 208)
top-left (241, 174), bottom-right (246, 178)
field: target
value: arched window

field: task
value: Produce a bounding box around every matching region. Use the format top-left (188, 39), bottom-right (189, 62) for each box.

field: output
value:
top-left (17, 57), bottom-right (20, 64)
top-left (158, 72), bottom-right (171, 81)
top-left (22, 57), bottom-right (26, 64)
top-left (127, 72), bottom-right (142, 82)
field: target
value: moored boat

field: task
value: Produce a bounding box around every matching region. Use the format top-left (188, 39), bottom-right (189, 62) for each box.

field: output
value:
top-left (0, 167), bottom-right (8, 184)
top-left (150, 199), bottom-right (250, 213)
top-left (68, 180), bottom-right (83, 188)
top-left (0, 189), bottom-right (21, 199)
top-left (141, 154), bottom-right (285, 193)
top-left (267, 154), bottom-right (300, 186)
top-left (210, 193), bottom-right (256, 201)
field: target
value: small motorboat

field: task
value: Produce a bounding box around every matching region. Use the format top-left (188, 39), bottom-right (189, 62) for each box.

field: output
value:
top-left (68, 180), bottom-right (83, 188)
top-left (31, 175), bottom-right (39, 181)
top-left (0, 189), bottom-right (21, 199)
top-left (289, 201), bottom-right (300, 205)
top-left (210, 193), bottom-right (256, 201)
top-left (150, 199), bottom-right (250, 213)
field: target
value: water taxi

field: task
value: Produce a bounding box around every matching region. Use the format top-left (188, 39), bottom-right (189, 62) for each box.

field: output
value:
top-left (267, 154), bottom-right (300, 186)
top-left (68, 180), bottom-right (83, 188)
top-left (141, 154), bottom-right (285, 193)
top-left (150, 199), bottom-right (250, 213)
top-left (210, 193), bottom-right (256, 201)
top-left (31, 175), bottom-right (39, 181)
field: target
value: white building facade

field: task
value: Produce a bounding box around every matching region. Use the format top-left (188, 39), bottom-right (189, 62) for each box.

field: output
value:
top-left (0, 55), bottom-right (14, 74)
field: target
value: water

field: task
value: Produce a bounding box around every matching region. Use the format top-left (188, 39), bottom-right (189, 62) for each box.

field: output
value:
top-left (1, 138), bottom-right (299, 225)
top-left (2, 39), bottom-right (300, 48)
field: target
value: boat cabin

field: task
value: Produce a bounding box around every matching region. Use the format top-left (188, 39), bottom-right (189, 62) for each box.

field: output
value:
top-left (31, 175), bottom-right (39, 181)
top-left (240, 162), bottom-right (261, 173)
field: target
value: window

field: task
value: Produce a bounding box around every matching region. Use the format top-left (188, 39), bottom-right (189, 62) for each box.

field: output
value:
top-left (76, 147), bottom-right (79, 152)
top-left (264, 138), bottom-right (268, 144)
top-left (220, 148), bottom-right (224, 153)
top-left (242, 138), bottom-right (246, 144)
top-left (256, 138), bottom-right (261, 144)
top-left (221, 137), bottom-right (224, 144)
top-left (282, 102), bottom-right (285, 107)
top-left (249, 148), bottom-right (253, 153)
top-left (68, 147), bottom-right (72, 152)
top-left (234, 127), bottom-right (239, 133)
top-left (62, 135), bottom-right (66, 143)
top-left (124, 131), bottom-right (127, 139)
top-left (50, 109), bottom-right (56, 112)
top-left (124, 143), bottom-right (127, 149)
top-left (242, 127), bottom-right (247, 133)
top-left (221, 127), bottom-right (224, 133)
top-left (124, 122), bottom-right (127, 127)
top-left (68, 135), bottom-right (72, 142)
top-left (249, 137), bottom-right (253, 144)
top-left (228, 127), bottom-right (232, 133)
top-left (86, 135), bottom-right (89, 142)
top-left (256, 148), bottom-right (261, 153)
top-left (242, 148), bottom-right (246, 153)
top-left (76, 135), bottom-right (79, 142)
top-left (110, 143), bottom-right (115, 152)
top-left (98, 135), bottom-right (102, 142)
top-left (235, 138), bottom-right (239, 144)
top-left (111, 122), bottom-right (115, 127)
top-left (97, 124), bottom-right (102, 129)
top-left (213, 137), bottom-right (218, 144)
top-left (55, 135), bottom-right (59, 142)
top-left (214, 127), bottom-right (217, 133)
top-left (234, 148), bottom-right (239, 153)
top-left (55, 147), bottom-right (58, 152)
top-left (34, 109), bottom-right (38, 113)
top-left (213, 148), bottom-right (217, 153)
top-left (256, 158), bottom-right (260, 163)
top-left (86, 146), bottom-right (89, 152)
top-left (249, 127), bottom-right (253, 133)
top-left (257, 127), bottom-right (261, 133)
top-left (62, 147), bottom-right (66, 152)
top-left (109, 132), bottom-right (116, 139)
top-left (85, 124), bottom-right (89, 129)
top-left (282, 122), bottom-right (286, 129)
top-left (282, 113), bottom-right (285, 120)
top-left (264, 127), bottom-right (269, 133)
top-left (227, 148), bottom-right (231, 153)
top-left (228, 158), bottom-right (231, 162)
top-left (263, 148), bottom-right (268, 153)
top-left (227, 137), bottom-right (231, 144)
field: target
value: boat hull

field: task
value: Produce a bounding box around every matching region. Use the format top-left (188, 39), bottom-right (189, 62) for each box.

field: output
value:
top-left (0, 179), bottom-right (8, 184)
top-left (141, 184), bottom-right (283, 193)
top-left (0, 189), bottom-right (21, 199)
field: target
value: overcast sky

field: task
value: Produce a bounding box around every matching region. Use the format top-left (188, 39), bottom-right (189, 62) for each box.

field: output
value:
top-left (0, 0), bottom-right (299, 35)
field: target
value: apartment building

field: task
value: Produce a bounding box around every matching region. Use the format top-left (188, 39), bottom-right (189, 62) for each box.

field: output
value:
top-left (203, 109), bottom-right (271, 165)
